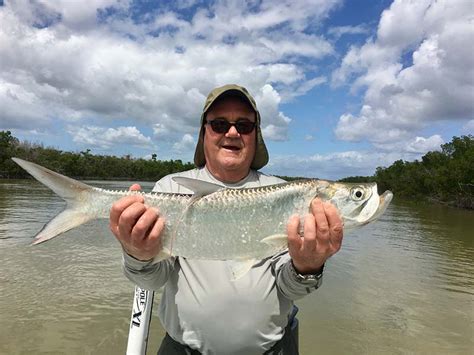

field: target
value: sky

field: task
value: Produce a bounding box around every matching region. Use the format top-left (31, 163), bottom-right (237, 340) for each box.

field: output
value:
top-left (0, 0), bottom-right (473, 180)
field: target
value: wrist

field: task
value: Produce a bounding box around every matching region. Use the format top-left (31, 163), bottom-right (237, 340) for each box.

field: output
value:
top-left (289, 260), bottom-right (324, 284)
top-left (122, 247), bottom-right (154, 262)
top-left (292, 260), bottom-right (324, 275)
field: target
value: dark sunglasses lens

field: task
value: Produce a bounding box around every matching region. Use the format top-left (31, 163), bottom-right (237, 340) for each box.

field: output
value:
top-left (208, 119), bottom-right (255, 134)
top-left (210, 120), bottom-right (231, 133)
top-left (235, 121), bottom-right (255, 134)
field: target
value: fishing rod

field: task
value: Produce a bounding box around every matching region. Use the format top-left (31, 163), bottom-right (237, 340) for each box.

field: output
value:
top-left (126, 286), bottom-right (154, 355)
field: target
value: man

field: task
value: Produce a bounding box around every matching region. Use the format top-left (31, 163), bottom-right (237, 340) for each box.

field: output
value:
top-left (110, 84), bottom-right (343, 354)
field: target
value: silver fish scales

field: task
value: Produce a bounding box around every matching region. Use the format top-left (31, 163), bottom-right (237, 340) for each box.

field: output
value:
top-left (12, 158), bottom-right (393, 269)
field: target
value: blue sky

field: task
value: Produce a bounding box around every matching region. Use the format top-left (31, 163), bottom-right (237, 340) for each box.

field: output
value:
top-left (1, 0), bottom-right (473, 179)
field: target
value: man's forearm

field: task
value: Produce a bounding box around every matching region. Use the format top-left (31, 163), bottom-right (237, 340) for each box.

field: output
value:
top-left (122, 252), bottom-right (175, 291)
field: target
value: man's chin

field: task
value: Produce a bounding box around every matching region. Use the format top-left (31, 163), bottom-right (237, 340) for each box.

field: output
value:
top-left (219, 149), bottom-right (242, 159)
top-left (219, 157), bottom-right (246, 170)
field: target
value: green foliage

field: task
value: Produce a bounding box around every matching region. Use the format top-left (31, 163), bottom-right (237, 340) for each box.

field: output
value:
top-left (374, 135), bottom-right (473, 209)
top-left (338, 175), bottom-right (375, 183)
top-left (275, 175), bottom-right (309, 182)
top-left (0, 131), bottom-right (194, 180)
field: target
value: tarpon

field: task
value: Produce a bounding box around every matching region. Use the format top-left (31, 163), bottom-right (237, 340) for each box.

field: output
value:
top-left (12, 158), bottom-right (392, 277)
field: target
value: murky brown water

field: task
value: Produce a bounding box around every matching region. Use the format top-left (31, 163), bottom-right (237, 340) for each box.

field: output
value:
top-left (0, 179), bottom-right (472, 354)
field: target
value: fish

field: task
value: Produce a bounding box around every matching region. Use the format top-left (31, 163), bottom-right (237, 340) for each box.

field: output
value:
top-left (12, 157), bottom-right (393, 277)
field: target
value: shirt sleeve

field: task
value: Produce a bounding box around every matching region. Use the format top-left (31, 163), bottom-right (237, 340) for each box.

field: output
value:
top-left (122, 252), bottom-right (176, 291)
top-left (121, 174), bottom-right (177, 291)
top-left (271, 253), bottom-right (324, 300)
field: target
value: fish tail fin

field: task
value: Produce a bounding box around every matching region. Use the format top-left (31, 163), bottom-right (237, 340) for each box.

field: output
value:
top-left (12, 158), bottom-right (97, 244)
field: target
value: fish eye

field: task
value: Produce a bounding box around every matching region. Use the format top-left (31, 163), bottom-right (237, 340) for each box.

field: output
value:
top-left (350, 187), bottom-right (365, 201)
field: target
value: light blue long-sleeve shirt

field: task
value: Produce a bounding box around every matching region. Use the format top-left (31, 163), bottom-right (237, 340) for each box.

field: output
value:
top-left (122, 167), bottom-right (322, 355)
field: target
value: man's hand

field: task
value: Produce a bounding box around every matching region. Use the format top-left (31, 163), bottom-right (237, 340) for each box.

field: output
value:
top-left (109, 184), bottom-right (165, 261)
top-left (287, 198), bottom-right (343, 274)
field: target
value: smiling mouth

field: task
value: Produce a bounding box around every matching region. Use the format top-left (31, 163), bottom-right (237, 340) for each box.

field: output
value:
top-left (222, 145), bottom-right (241, 151)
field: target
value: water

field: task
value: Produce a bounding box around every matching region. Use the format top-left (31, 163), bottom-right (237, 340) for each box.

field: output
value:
top-left (0, 179), bottom-right (472, 354)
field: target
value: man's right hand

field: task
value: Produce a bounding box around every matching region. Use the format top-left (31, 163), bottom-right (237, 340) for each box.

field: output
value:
top-left (109, 184), bottom-right (165, 261)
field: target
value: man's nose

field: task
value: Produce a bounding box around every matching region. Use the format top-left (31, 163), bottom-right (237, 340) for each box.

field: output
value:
top-left (225, 125), bottom-right (240, 137)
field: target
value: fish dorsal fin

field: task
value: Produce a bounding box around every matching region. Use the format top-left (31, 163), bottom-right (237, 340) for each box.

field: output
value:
top-left (169, 177), bottom-right (223, 255)
top-left (172, 177), bottom-right (223, 197)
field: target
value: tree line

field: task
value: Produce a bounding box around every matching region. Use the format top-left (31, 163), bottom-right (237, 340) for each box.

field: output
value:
top-left (0, 130), bottom-right (194, 181)
top-left (341, 135), bottom-right (473, 209)
top-left (1, 130), bottom-right (472, 208)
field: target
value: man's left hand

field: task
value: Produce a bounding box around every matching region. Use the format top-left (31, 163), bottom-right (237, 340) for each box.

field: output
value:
top-left (287, 198), bottom-right (343, 274)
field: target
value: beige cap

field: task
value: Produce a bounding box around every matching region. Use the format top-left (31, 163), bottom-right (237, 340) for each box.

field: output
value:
top-left (193, 84), bottom-right (269, 170)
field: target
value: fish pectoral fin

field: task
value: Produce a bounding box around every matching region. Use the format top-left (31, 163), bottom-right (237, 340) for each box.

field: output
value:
top-left (172, 177), bottom-right (224, 197)
top-left (228, 259), bottom-right (257, 281)
top-left (260, 234), bottom-right (288, 251)
top-left (152, 247), bottom-right (172, 263)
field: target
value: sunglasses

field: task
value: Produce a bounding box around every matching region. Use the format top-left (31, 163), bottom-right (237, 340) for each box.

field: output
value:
top-left (206, 118), bottom-right (256, 135)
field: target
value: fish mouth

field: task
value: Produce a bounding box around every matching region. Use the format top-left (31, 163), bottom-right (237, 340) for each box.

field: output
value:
top-left (342, 188), bottom-right (393, 229)
top-left (366, 190), bottom-right (393, 223)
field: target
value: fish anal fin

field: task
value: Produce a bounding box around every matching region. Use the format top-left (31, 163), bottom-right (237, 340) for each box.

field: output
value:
top-left (152, 247), bottom-right (172, 263)
top-left (261, 234), bottom-right (288, 251)
top-left (228, 259), bottom-right (257, 281)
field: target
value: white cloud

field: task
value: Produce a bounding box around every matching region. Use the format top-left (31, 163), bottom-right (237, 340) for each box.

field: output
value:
top-left (281, 76), bottom-right (327, 101)
top-left (258, 33), bottom-right (334, 60)
top-left (328, 24), bottom-right (369, 39)
top-left (266, 133), bottom-right (447, 179)
top-left (174, 0), bottom-right (201, 10)
top-left (1, 0), bottom-right (468, 179)
top-left (210, 0), bottom-right (342, 34)
top-left (372, 134), bottom-right (444, 153)
top-left (266, 150), bottom-right (402, 180)
top-left (262, 123), bottom-right (288, 141)
top-left (7, 0), bottom-right (130, 30)
top-left (462, 120), bottom-right (474, 135)
top-left (0, 80), bottom-right (52, 129)
top-left (405, 135), bottom-right (444, 154)
top-left (257, 85), bottom-right (291, 140)
top-left (265, 141), bottom-right (446, 180)
top-left (67, 125), bottom-right (154, 149)
top-left (173, 133), bottom-right (195, 152)
top-left (0, 0), bottom-right (340, 148)
top-left (153, 122), bottom-right (174, 138)
top-left (332, 0), bottom-right (473, 146)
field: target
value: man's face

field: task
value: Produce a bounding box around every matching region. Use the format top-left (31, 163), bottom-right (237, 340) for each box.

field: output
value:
top-left (203, 96), bottom-right (257, 181)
